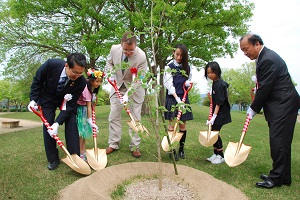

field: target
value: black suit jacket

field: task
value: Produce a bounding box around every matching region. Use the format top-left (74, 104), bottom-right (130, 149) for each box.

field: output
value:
top-left (251, 47), bottom-right (299, 121)
top-left (30, 59), bottom-right (86, 124)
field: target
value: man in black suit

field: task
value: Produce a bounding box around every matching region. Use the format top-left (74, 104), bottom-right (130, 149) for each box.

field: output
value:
top-left (28, 53), bottom-right (87, 170)
top-left (240, 34), bottom-right (299, 188)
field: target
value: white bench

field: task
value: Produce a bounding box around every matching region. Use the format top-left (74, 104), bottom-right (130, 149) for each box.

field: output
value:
top-left (1, 120), bottom-right (20, 128)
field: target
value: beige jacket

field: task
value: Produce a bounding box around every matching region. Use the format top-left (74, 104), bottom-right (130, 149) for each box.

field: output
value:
top-left (106, 44), bottom-right (147, 103)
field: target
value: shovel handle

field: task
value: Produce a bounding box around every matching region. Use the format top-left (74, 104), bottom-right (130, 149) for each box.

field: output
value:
top-left (236, 116), bottom-right (251, 154)
top-left (175, 82), bottom-right (193, 121)
top-left (207, 92), bottom-right (213, 120)
top-left (107, 77), bottom-right (138, 125)
top-left (92, 105), bottom-right (97, 138)
top-left (30, 106), bottom-right (67, 149)
top-left (107, 78), bottom-right (131, 113)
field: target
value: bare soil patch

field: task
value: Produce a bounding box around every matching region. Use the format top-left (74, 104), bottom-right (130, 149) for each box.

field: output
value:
top-left (59, 162), bottom-right (248, 200)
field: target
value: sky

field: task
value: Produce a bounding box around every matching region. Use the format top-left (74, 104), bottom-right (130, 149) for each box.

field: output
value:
top-left (199, 0), bottom-right (300, 94)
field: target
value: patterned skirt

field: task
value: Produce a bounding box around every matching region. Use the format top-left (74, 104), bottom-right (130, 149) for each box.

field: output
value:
top-left (77, 105), bottom-right (93, 139)
top-left (164, 94), bottom-right (193, 121)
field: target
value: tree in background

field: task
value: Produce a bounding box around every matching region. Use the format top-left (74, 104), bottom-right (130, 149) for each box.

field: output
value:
top-left (222, 62), bottom-right (256, 110)
top-left (0, 0), bottom-right (254, 108)
top-left (187, 82), bottom-right (202, 105)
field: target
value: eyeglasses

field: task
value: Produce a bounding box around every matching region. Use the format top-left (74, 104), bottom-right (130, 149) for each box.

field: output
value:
top-left (70, 69), bottom-right (84, 76)
top-left (122, 49), bottom-right (135, 53)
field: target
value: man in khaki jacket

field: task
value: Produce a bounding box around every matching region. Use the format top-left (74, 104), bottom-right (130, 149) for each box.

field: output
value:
top-left (105, 31), bottom-right (147, 158)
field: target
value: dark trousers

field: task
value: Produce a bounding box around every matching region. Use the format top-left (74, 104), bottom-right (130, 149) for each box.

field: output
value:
top-left (42, 104), bottom-right (80, 162)
top-left (268, 111), bottom-right (297, 185)
top-left (212, 124), bottom-right (223, 149)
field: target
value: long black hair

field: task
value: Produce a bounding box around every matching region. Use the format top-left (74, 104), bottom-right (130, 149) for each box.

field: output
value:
top-left (174, 44), bottom-right (190, 76)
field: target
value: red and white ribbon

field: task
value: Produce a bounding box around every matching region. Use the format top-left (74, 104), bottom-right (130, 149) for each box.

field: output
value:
top-left (60, 94), bottom-right (73, 111)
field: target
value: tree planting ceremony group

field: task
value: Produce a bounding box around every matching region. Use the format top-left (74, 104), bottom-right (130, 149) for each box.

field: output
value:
top-left (1, 0), bottom-right (300, 199)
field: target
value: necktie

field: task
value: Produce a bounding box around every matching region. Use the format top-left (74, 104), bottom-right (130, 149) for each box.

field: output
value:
top-left (56, 76), bottom-right (68, 94)
top-left (122, 57), bottom-right (128, 74)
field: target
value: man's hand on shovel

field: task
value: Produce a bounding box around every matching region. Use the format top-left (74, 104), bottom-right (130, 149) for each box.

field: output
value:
top-left (122, 93), bottom-right (129, 104)
top-left (47, 122), bottom-right (59, 137)
top-left (246, 107), bottom-right (256, 120)
top-left (27, 100), bottom-right (38, 112)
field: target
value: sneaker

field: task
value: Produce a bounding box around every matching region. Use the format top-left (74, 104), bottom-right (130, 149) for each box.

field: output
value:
top-left (206, 154), bottom-right (217, 162)
top-left (211, 155), bottom-right (225, 164)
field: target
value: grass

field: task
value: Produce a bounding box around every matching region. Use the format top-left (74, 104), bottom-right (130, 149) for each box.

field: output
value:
top-left (0, 104), bottom-right (300, 199)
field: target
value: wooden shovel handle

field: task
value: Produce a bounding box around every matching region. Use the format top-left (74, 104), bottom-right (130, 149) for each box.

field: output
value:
top-left (236, 116), bottom-right (251, 154)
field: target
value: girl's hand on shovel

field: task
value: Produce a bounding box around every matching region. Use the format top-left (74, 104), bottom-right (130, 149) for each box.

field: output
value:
top-left (206, 114), bottom-right (217, 125)
top-left (87, 118), bottom-right (99, 133)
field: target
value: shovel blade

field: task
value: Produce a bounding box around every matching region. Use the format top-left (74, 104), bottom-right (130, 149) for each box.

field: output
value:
top-left (224, 142), bottom-right (252, 167)
top-left (61, 154), bottom-right (91, 175)
top-left (161, 131), bottom-right (183, 152)
top-left (127, 121), bottom-right (149, 137)
top-left (86, 148), bottom-right (107, 170)
top-left (198, 130), bottom-right (219, 147)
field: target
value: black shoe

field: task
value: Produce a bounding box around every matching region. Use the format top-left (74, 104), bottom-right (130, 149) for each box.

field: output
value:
top-left (178, 150), bottom-right (185, 159)
top-left (47, 160), bottom-right (60, 170)
top-left (260, 174), bottom-right (268, 180)
top-left (255, 180), bottom-right (277, 189)
top-left (169, 150), bottom-right (179, 161)
top-left (260, 174), bottom-right (291, 186)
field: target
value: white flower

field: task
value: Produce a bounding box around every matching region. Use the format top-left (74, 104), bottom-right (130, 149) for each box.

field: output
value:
top-left (64, 94), bottom-right (73, 101)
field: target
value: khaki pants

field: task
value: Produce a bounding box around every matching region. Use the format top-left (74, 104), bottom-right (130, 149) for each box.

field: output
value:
top-left (108, 87), bottom-right (142, 151)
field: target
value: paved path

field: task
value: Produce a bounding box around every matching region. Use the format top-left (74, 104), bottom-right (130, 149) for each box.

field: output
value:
top-left (0, 117), bottom-right (42, 135)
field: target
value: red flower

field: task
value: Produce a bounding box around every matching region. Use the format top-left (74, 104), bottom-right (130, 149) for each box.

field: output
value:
top-left (130, 67), bottom-right (138, 74)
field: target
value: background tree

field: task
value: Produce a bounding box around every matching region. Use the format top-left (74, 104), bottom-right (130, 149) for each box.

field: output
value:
top-left (118, 0), bottom-right (254, 104)
top-left (222, 62), bottom-right (256, 110)
top-left (187, 83), bottom-right (202, 105)
top-left (0, 0), bottom-right (254, 108)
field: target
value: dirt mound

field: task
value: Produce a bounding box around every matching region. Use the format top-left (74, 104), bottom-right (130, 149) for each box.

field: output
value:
top-left (59, 162), bottom-right (248, 200)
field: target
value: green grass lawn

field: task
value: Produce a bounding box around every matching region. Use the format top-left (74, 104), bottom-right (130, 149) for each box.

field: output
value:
top-left (0, 105), bottom-right (299, 199)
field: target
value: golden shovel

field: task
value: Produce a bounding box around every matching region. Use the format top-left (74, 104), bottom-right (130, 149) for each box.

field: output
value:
top-left (224, 116), bottom-right (252, 167)
top-left (199, 124), bottom-right (219, 147)
top-left (161, 82), bottom-right (193, 152)
top-left (199, 93), bottom-right (219, 147)
top-left (107, 77), bottom-right (149, 136)
top-left (31, 106), bottom-right (91, 175)
top-left (86, 106), bottom-right (107, 170)
top-left (161, 122), bottom-right (183, 152)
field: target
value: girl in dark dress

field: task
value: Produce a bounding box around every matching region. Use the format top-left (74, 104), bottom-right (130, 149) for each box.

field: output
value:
top-left (204, 61), bottom-right (231, 164)
top-left (163, 44), bottom-right (193, 160)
